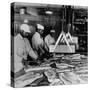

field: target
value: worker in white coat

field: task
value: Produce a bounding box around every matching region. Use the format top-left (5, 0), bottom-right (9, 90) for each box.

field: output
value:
top-left (14, 22), bottom-right (38, 78)
top-left (45, 30), bottom-right (55, 47)
top-left (32, 24), bottom-right (49, 60)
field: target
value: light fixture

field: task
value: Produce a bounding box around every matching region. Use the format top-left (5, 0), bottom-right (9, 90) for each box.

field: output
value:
top-left (45, 11), bottom-right (53, 14)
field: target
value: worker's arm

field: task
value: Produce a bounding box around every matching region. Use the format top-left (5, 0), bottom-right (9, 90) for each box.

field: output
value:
top-left (44, 36), bottom-right (49, 47)
top-left (44, 41), bottom-right (49, 52)
top-left (24, 38), bottom-right (38, 60)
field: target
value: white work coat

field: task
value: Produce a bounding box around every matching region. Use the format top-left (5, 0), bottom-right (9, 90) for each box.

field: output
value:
top-left (14, 34), bottom-right (38, 73)
top-left (32, 32), bottom-right (44, 51)
top-left (45, 34), bottom-right (55, 47)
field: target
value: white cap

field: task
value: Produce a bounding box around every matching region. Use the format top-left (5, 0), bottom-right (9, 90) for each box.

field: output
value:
top-left (50, 30), bottom-right (55, 33)
top-left (37, 24), bottom-right (44, 30)
top-left (24, 19), bottom-right (29, 23)
top-left (20, 24), bottom-right (31, 33)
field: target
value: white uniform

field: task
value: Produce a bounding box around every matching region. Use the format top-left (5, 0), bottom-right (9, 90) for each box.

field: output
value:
top-left (45, 34), bottom-right (55, 47)
top-left (32, 32), bottom-right (49, 56)
top-left (14, 34), bottom-right (38, 73)
top-left (32, 32), bottom-right (44, 51)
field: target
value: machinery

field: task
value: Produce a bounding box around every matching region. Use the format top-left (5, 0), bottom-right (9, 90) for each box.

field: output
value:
top-left (49, 7), bottom-right (78, 53)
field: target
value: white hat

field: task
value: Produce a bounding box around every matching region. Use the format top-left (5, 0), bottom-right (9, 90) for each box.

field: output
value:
top-left (50, 30), bottom-right (55, 33)
top-left (37, 24), bottom-right (44, 30)
top-left (24, 19), bottom-right (29, 23)
top-left (20, 24), bottom-right (31, 33)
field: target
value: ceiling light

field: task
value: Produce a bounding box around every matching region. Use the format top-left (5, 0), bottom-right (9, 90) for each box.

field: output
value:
top-left (45, 11), bottom-right (53, 14)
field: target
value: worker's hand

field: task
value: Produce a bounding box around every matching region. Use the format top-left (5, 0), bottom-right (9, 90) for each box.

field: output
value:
top-left (22, 58), bottom-right (28, 66)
